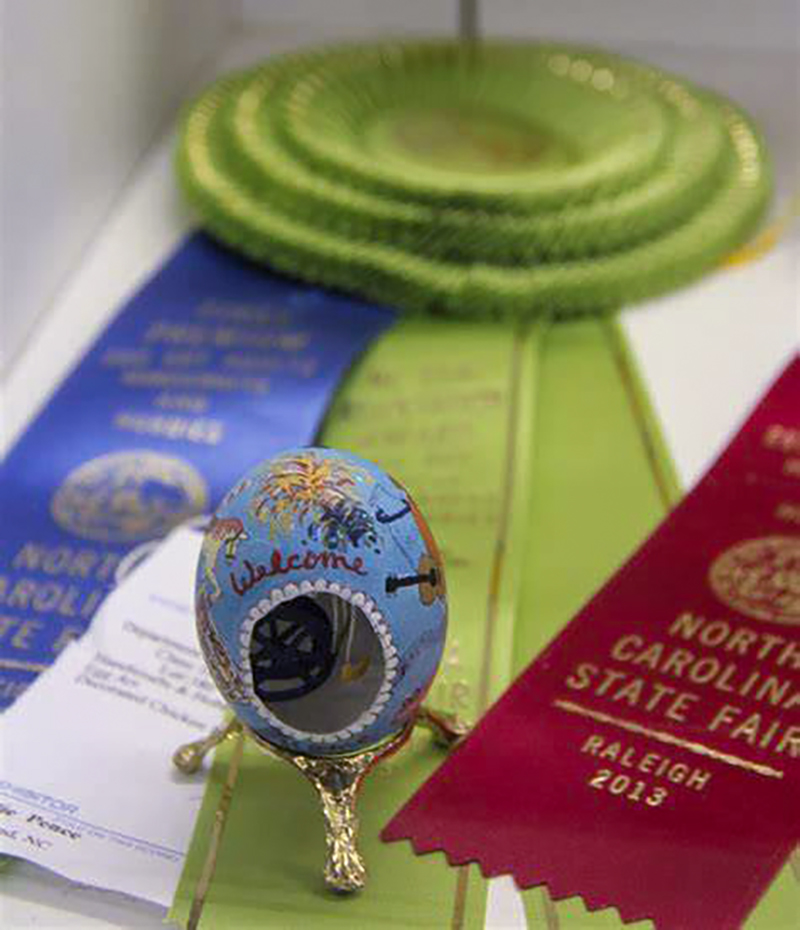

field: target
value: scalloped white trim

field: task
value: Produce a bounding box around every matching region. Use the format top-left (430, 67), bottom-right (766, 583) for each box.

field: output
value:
top-left (238, 578), bottom-right (397, 746)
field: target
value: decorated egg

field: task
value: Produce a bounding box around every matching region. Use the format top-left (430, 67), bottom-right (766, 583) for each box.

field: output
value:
top-left (195, 447), bottom-right (447, 755)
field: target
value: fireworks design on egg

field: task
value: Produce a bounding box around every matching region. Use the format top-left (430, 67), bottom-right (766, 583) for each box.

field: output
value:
top-left (309, 497), bottom-right (378, 551)
top-left (252, 452), bottom-right (378, 552)
top-left (221, 476), bottom-right (252, 508)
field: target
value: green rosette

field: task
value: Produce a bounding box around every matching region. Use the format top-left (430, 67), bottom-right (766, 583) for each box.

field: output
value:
top-left (177, 40), bottom-right (770, 317)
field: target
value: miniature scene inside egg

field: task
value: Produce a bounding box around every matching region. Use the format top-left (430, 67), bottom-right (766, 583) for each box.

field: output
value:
top-left (195, 447), bottom-right (448, 756)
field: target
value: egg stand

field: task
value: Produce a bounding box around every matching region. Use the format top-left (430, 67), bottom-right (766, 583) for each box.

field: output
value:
top-left (173, 705), bottom-right (467, 892)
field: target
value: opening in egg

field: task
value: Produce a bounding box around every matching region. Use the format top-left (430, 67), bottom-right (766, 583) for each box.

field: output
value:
top-left (248, 591), bottom-right (386, 734)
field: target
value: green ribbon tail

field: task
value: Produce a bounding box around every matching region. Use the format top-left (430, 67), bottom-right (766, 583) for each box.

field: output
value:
top-left (513, 315), bottom-right (679, 676)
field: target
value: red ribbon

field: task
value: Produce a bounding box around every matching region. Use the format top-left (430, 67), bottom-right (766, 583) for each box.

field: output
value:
top-left (384, 356), bottom-right (800, 929)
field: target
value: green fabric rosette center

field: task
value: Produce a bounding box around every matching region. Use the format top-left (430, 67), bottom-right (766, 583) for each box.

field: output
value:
top-left (368, 105), bottom-right (556, 174)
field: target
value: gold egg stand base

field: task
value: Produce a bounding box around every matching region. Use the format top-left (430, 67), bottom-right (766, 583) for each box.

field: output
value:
top-left (172, 706), bottom-right (468, 893)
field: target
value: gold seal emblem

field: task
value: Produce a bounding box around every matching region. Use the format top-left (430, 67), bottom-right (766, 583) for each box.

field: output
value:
top-left (708, 536), bottom-right (800, 626)
top-left (51, 450), bottom-right (208, 543)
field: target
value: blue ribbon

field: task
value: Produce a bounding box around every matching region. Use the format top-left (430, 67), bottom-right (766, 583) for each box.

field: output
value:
top-left (0, 234), bottom-right (395, 707)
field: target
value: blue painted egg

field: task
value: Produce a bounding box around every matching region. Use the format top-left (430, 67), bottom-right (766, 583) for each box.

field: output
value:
top-left (195, 447), bottom-right (447, 755)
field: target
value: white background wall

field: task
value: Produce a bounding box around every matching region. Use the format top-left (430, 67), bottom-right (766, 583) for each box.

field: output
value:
top-left (0, 0), bottom-right (233, 374)
top-left (240, 0), bottom-right (799, 51)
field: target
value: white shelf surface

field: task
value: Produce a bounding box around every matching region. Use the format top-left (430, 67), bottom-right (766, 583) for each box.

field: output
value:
top-left (0, 25), bottom-right (797, 930)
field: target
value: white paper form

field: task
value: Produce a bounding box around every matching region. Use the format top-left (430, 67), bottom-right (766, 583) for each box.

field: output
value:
top-left (0, 528), bottom-right (224, 906)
